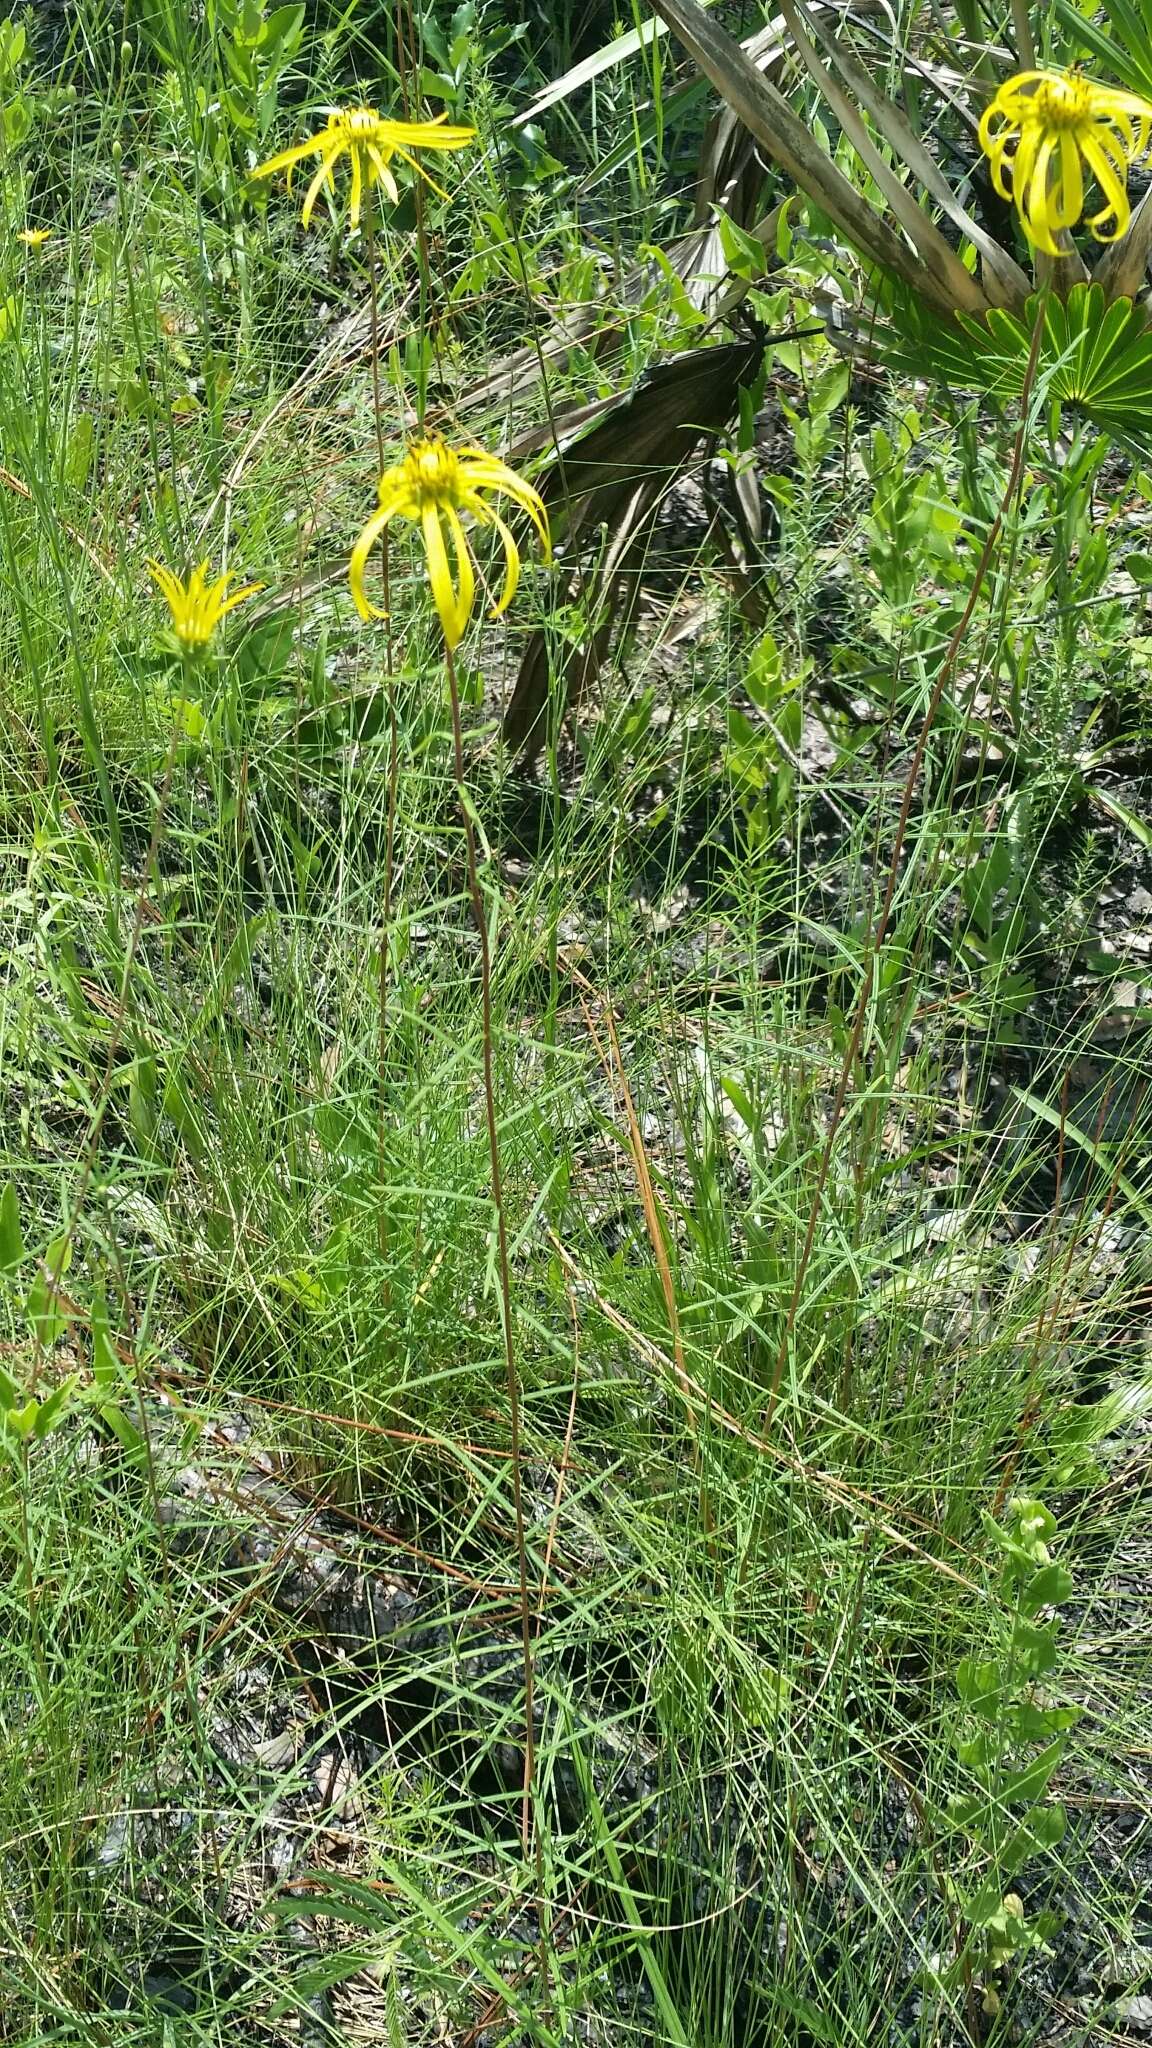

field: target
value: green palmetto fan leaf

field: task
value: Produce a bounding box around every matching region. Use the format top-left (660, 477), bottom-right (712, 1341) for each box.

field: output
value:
top-left (877, 282), bottom-right (1152, 444)
top-left (1053, 0), bottom-right (1152, 106)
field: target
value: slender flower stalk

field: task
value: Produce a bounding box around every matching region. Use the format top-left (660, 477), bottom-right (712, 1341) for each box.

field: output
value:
top-left (349, 435), bottom-right (551, 647)
top-left (979, 68), bottom-right (1152, 255)
top-left (148, 559), bottom-right (261, 649)
top-left (442, 636), bottom-right (538, 1854)
top-left (250, 106), bottom-right (475, 230)
top-left (351, 431), bottom-right (552, 1850)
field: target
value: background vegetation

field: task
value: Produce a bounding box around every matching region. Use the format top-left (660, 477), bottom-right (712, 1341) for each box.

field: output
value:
top-left (1, 0), bottom-right (1150, 2043)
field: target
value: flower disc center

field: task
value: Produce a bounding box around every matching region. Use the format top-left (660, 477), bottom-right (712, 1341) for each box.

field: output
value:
top-left (410, 440), bottom-right (459, 500)
top-left (1032, 75), bottom-right (1092, 128)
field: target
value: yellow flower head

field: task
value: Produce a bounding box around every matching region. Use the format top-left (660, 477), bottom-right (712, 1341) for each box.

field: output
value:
top-left (979, 67), bottom-right (1152, 256)
top-left (349, 435), bottom-right (551, 649)
top-left (250, 105), bottom-right (475, 229)
top-left (148, 559), bottom-right (262, 649)
top-left (17, 228), bottom-right (52, 247)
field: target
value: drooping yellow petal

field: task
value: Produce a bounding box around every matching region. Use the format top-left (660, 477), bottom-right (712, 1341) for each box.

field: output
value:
top-left (384, 143), bottom-right (452, 202)
top-left (250, 134), bottom-right (329, 180)
top-left (421, 503), bottom-right (464, 647)
top-left (459, 455), bottom-right (552, 560)
top-left (1026, 137), bottom-right (1058, 252)
top-left (348, 140), bottom-right (364, 229)
top-left (1009, 119), bottom-right (1040, 221)
top-left (250, 106), bottom-right (473, 233)
top-left (347, 433), bottom-right (548, 647)
top-left (349, 505), bottom-right (394, 621)
top-left (442, 503), bottom-right (476, 642)
top-left (978, 66), bottom-right (1152, 252)
top-left (483, 506), bottom-right (522, 617)
top-left (375, 116), bottom-right (476, 150)
top-left (366, 142), bottom-right (400, 206)
top-left (301, 147), bottom-right (342, 228)
top-left (1055, 132), bottom-right (1083, 232)
top-left (1080, 132), bottom-right (1132, 238)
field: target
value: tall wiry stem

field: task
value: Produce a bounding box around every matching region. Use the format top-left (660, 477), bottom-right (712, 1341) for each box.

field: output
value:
top-left (363, 190), bottom-right (399, 1263)
top-left (443, 637), bottom-right (536, 1855)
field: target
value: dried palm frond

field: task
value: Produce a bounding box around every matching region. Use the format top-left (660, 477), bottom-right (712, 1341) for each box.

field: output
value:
top-left (502, 334), bottom-right (765, 761)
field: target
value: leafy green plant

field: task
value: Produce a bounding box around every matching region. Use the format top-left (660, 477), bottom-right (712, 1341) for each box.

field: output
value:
top-left (724, 628), bottom-right (809, 851)
top-left (0, 1185), bottom-right (144, 1459)
top-left (941, 1499), bottom-right (1079, 2024)
top-left (214, 0), bottom-right (305, 152)
top-left (0, 19), bottom-right (32, 150)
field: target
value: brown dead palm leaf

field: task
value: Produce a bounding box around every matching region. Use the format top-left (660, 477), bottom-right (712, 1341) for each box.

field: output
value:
top-left (501, 332), bottom-right (765, 763)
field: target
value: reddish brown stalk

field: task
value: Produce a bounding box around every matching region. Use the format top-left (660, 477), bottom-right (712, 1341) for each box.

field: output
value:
top-left (580, 994), bottom-right (712, 1536)
top-left (763, 303), bottom-right (1049, 1437)
top-left (362, 192), bottom-right (399, 1272)
top-left (443, 638), bottom-right (536, 1855)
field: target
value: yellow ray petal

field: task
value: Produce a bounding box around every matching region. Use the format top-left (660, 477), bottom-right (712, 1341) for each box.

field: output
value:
top-left (349, 507), bottom-right (393, 620)
top-left (483, 506), bottom-right (522, 617)
top-left (376, 117), bottom-right (476, 149)
top-left (1081, 132), bottom-right (1132, 238)
top-left (366, 143), bottom-right (400, 206)
top-left (442, 504), bottom-right (476, 643)
top-left (250, 134), bottom-right (327, 179)
top-left (301, 146), bottom-right (343, 228)
top-left (217, 579), bottom-right (265, 617)
top-left (1053, 131), bottom-right (1083, 231)
top-left (422, 503), bottom-right (463, 647)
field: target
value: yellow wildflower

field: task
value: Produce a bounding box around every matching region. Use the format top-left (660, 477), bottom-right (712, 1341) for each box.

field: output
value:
top-left (979, 68), bottom-right (1152, 256)
top-left (349, 435), bottom-right (551, 649)
top-left (250, 106), bottom-right (475, 229)
top-left (17, 228), bottom-right (52, 247)
top-left (148, 559), bottom-right (262, 649)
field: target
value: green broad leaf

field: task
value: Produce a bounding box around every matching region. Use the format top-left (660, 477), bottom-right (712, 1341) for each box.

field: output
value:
top-left (269, 1267), bottom-right (328, 1312)
top-left (28, 1237), bottom-right (74, 1349)
top-left (1000, 1739), bottom-right (1065, 1807)
top-left (956, 1731), bottom-right (995, 1775)
top-left (259, 3), bottom-right (305, 56)
top-left (63, 413), bottom-right (95, 492)
top-left (945, 1789), bottom-right (988, 1830)
top-left (1001, 1803), bottom-right (1066, 1875)
top-left (97, 1400), bottom-right (147, 1460)
top-left (1021, 1562), bottom-right (1074, 1616)
top-left (2, 1398), bottom-right (40, 1439)
top-left (1091, 784), bottom-right (1152, 855)
top-left (32, 1378), bottom-right (78, 1438)
top-left (1030, 1908), bottom-right (1064, 1945)
top-left (0, 21), bottom-right (27, 68)
top-left (717, 209), bottom-right (768, 281)
top-left (1010, 1617), bottom-right (1059, 1678)
top-left (1014, 1700), bottom-right (1081, 1741)
top-left (960, 1878), bottom-right (1006, 1928)
top-left (0, 1183), bottom-right (24, 1272)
